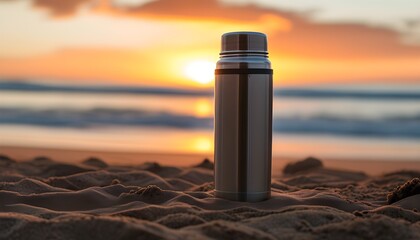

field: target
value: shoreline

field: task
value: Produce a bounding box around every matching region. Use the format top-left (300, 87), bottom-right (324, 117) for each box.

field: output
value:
top-left (1, 145), bottom-right (419, 176)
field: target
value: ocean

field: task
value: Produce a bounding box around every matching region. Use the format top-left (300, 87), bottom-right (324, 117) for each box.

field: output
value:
top-left (0, 80), bottom-right (419, 160)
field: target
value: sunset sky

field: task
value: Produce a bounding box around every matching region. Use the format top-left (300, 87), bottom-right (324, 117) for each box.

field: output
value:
top-left (1, 0), bottom-right (420, 88)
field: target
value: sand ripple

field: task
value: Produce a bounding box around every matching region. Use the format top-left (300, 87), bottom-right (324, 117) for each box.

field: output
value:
top-left (0, 156), bottom-right (419, 239)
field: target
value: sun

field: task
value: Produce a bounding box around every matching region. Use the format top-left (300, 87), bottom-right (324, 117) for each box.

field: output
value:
top-left (184, 60), bottom-right (215, 84)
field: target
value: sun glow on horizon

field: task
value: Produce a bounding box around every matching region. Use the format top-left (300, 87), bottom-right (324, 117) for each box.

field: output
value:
top-left (192, 136), bottom-right (213, 153)
top-left (184, 60), bottom-right (215, 85)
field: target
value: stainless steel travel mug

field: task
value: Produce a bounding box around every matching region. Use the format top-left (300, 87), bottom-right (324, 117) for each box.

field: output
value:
top-left (214, 32), bottom-right (273, 202)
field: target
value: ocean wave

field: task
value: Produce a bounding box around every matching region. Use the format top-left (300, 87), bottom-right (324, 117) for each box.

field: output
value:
top-left (273, 115), bottom-right (420, 138)
top-left (0, 81), bottom-right (212, 97)
top-left (0, 107), bottom-right (212, 129)
top-left (274, 89), bottom-right (420, 100)
top-left (2, 80), bottom-right (420, 100)
top-left (0, 107), bottom-right (419, 139)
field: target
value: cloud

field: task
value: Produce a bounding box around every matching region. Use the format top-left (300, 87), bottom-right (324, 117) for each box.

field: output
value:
top-left (31, 0), bottom-right (92, 17)
top-left (104, 0), bottom-right (420, 59)
top-left (271, 21), bottom-right (420, 59)
top-left (6, 0), bottom-right (420, 59)
top-left (405, 18), bottom-right (420, 29)
top-left (110, 0), bottom-right (297, 22)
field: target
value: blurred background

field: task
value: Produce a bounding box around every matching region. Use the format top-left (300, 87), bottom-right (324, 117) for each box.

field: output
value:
top-left (0, 0), bottom-right (419, 161)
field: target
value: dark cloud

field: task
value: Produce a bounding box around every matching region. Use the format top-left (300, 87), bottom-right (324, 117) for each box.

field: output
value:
top-left (32, 0), bottom-right (92, 16)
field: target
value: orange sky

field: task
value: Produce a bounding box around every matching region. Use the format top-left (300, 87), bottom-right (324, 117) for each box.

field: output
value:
top-left (0, 0), bottom-right (420, 87)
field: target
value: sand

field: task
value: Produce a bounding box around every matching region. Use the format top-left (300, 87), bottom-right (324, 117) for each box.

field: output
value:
top-left (0, 150), bottom-right (419, 239)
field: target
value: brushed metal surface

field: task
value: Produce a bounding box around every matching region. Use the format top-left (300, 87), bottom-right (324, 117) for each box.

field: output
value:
top-left (221, 31), bottom-right (268, 55)
top-left (214, 32), bottom-right (273, 202)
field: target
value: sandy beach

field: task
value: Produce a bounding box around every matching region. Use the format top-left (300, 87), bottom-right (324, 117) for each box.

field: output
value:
top-left (0, 147), bottom-right (419, 239)
top-left (2, 0), bottom-right (420, 239)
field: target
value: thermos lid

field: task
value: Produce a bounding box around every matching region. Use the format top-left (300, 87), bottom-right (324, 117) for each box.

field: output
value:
top-left (221, 31), bottom-right (267, 55)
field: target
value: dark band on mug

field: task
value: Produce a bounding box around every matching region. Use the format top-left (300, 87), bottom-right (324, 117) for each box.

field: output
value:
top-left (215, 69), bottom-right (273, 75)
